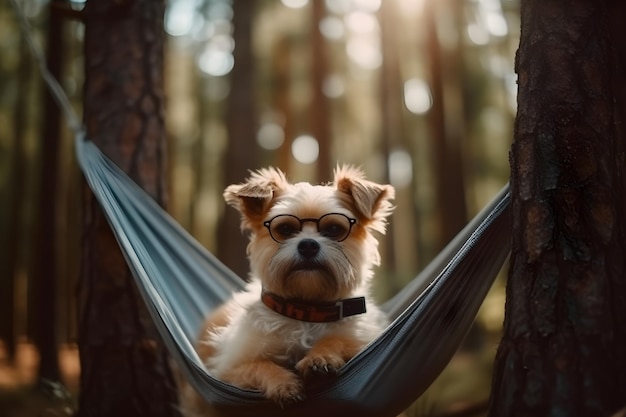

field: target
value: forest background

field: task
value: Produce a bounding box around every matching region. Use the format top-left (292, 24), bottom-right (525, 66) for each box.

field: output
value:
top-left (0, 0), bottom-right (517, 415)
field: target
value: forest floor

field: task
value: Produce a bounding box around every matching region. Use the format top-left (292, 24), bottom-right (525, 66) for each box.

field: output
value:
top-left (0, 341), bottom-right (79, 417)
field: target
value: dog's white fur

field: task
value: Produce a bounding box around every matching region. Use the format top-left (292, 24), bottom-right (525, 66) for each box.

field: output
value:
top-left (203, 280), bottom-right (387, 377)
top-left (180, 166), bottom-right (394, 415)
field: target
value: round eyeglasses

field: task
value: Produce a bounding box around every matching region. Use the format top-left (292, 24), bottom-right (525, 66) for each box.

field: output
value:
top-left (263, 213), bottom-right (357, 243)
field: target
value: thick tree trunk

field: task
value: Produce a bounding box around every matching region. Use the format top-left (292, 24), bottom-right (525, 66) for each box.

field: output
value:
top-left (77, 0), bottom-right (179, 415)
top-left (489, 1), bottom-right (626, 415)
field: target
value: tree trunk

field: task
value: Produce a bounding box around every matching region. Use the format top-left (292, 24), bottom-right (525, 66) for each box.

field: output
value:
top-left (310, 0), bottom-right (331, 181)
top-left (217, 1), bottom-right (257, 279)
top-left (0, 11), bottom-right (32, 363)
top-left (424, 0), bottom-right (467, 250)
top-left (32, 1), bottom-right (65, 383)
top-left (77, 0), bottom-right (179, 415)
top-left (489, 1), bottom-right (626, 415)
top-left (273, 36), bottom-right (294, 173)
top-left (378, 0), bottom-right (403, 290)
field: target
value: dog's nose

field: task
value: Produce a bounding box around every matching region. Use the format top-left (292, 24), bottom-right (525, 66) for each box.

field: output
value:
top-left (298, 239), bottom-right (320, 258)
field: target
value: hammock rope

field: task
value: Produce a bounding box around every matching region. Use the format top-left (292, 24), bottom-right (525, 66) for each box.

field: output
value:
top-left (13, 2), bottom-right (512, 415)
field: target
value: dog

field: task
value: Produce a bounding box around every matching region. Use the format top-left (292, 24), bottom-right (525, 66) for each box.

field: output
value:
top-left (180, 165), bottom-right (394, 415)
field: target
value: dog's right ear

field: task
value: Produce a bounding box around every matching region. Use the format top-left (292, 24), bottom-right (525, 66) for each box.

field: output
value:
top-left (223, 167), bottom-right (288, 228)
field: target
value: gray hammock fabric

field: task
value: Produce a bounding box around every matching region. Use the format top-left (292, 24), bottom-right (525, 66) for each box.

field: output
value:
top-left (75, 134), bottom-right (511, 417)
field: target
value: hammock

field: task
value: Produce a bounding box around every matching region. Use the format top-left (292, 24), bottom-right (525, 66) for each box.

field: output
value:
top-left (75, 134), bottom-right (511, 417)
top-left (11, 1), bottom-right (511, 412)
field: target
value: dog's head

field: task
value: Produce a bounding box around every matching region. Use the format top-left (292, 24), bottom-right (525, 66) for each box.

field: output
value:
top-left (224, 166), bottom-right (394, 302)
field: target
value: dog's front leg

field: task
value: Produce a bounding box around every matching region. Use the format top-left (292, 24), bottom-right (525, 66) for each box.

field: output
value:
top-left (220, 359), bottom-right (304, 407)
top-left (295, 334), bottom-right (364, 378)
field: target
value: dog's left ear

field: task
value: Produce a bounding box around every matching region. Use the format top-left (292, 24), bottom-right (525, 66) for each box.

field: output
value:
top-left (334, 165), bottom-right (395, 233)
top-left (224, 167), bottom-right (289, 228)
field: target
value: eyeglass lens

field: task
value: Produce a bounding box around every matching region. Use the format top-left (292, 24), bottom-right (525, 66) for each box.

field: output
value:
top-left (267, 214), bottom-right (353, 242)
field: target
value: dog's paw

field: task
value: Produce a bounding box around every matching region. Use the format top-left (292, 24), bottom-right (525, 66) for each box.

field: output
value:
top-left (265, 378), bottom-right (306, 408)
top-left (295, 353), bottom-right (345, 379)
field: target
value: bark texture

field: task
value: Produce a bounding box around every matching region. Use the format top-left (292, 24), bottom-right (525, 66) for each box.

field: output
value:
top-left (78, 0), bottom-right (179, 415)
top-left (489, 1), bottom-right (626, 415)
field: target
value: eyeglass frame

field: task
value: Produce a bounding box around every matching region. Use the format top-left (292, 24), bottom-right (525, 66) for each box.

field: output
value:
top-left (263, 213), bottom-right (357, 243)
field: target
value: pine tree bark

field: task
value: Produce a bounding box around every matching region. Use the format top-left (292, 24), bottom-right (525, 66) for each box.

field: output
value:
top-left (77, 0), bottom-right (179, 415)
top-left (489, 0), bottom-right (626, 415)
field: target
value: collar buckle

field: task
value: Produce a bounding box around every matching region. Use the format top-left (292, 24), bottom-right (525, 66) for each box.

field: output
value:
top-left (335, 300), bottom-right (344, 320)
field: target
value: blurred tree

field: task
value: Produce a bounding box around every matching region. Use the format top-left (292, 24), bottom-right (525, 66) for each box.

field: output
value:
top-left (77, 0), bottom-right (179, 415)
top-left (189, 69), bottom-right (206, 236)
top-left (31, 0), bottom-right (65, 383)
top-left (273, 36), bottom-right (295, 173)
top-left (610, 2), bottom-right (626, 159)
top-left (424, 0), bottom-right (467, 250)
top-left (310, 0), bottom-right (331, 180)
top-left (378, 0), bottom-right (402, 284)
top-left (489, 1), bottom-right (626, 415)
top-left (0, 8), bottom-right (32, 363)
top-left (217, 1), bottom-right (258, 279)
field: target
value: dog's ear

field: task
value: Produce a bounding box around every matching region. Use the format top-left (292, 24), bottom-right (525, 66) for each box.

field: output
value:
top-left (334, 165), bottom-right (395, 234)
top-left (224, 167), bottom-right (289, 228)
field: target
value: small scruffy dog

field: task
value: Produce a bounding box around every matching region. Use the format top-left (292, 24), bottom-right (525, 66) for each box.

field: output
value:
top-left (181, 165), bottom-right (394, 414)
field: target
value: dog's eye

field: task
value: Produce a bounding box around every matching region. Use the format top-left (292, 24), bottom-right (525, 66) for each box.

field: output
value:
top-left (319, 215), bottom-right (351, 240)
top-left (320, 222), bottom-right (348, 239)
top-left (272, 218), bottom-right (300, 240)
